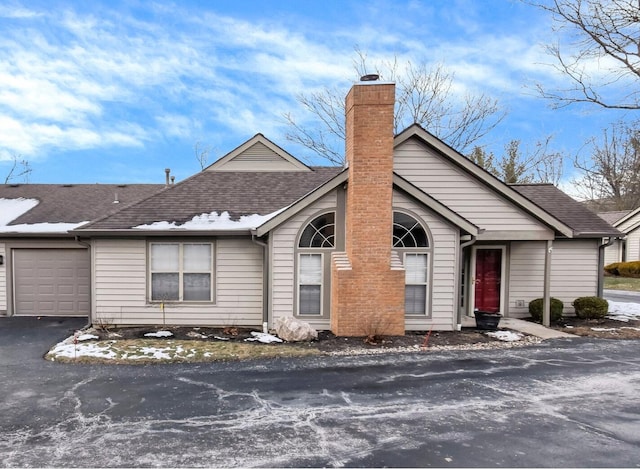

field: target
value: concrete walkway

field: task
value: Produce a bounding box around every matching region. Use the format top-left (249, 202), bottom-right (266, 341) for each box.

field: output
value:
top-left (462, 316), bottom-right (573, 339)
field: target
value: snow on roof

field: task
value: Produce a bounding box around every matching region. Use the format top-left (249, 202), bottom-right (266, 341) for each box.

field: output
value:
top-left (133, 209), bottom-right (285, 231)
top-left (0, 197), bottom-right (88, 233)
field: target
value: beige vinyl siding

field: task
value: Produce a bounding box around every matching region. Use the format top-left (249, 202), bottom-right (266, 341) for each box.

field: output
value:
top-left (0, 243), bottom-right (5, 314)
top-left (93, 238), bottom-right (263, 326)
top-left (508, 241), bottom-right (546, 318)
top-left (394, 191), bottom-right (459, 331)
top-left (626, 227), bottom-right (640, 261)
top-left (394, 139), bottom-right (551, 236)
top-left (213, 142), bottom-right (306, 171)
top-left (271, 191), bottom-right (337, 330)
top-left (508, 240), bottom-right (599, 317)
top-left (550, 240), bottom-right (599, 315)
top-left (603, 239), bottom-right (623, 265)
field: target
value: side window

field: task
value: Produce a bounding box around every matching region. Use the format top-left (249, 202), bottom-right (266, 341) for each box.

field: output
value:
top-left (393, 211), bottom-right (431, 316)
top-left (149, 242), bottom-right (213, 302)
top-left (297, 212), bottom-right (335, 316)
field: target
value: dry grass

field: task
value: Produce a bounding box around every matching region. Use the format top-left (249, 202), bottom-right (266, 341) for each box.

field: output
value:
top-left (47, 339), bottom-right (321, 364)
top-left (604, 276), bottom-right (640, 292)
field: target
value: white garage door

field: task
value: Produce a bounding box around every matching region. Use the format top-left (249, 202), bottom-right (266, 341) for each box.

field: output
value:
top-left (13, 249), bottom-right (90, 316)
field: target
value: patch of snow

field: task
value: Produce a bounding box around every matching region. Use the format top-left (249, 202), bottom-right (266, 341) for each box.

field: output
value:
top-left (48, 340), bottom-right (117, 360)
top-left (0, 198), bottom-right (39, 225)
top-left (244, 332), bottom-right (283, 344)
top-left (0, 221), bottom-right (88, 233)
top-left (213, 336), bottom-right (230, 341)
top-left (564, 325), bottom-right (574, 329)
top-left (187, 331), bottom-right (208, 339)
top-left (134, 347), bottom-right (173, 360)
top-left (133, 208), bottom-right (286, 231)
top-left (591, 327), bottom-right (616, 332)
top-left (75, 333), bottom-right (99, 342)
top-left (144, 331), bottom-right (173, 338)
top-left (485, 330), bottom-right (523, 342)
top-left (607, 301), bottom-right (640, 322)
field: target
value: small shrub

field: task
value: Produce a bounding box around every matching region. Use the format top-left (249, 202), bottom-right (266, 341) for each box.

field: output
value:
top-left (573, 296), bottom-right (609, 319)
top-left (604, 262), bottom-right (621, 276)
top-left (617, 261), bottom-right (640, 278)
top-left (529, 297), bottom-right (564, 322)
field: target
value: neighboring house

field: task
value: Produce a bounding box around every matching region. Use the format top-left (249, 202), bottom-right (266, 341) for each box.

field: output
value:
top-left (598, 209), bottom-right (640, 265)
top-left (0, 184), bottom-right (163, 317)
top-left (0, 80), bottom-right (622, 335)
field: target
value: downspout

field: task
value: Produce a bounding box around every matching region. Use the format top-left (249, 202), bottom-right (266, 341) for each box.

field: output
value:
top-left (74, 235), bottom-right (93, 328)
top-left (251, 233), bottom-right (269, 333)
top-left (457, 235), bottom-right (477, 331)
top-left (543, 240), bottom-right (553, 327)
top-left (598, 237), bottom-right (616, 298)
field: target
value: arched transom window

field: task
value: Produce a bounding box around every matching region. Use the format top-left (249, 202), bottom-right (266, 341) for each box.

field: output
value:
top-left (393, 211), bottom-right (431, 316)
top-left (393, 212), bottom-right (429, 248)
top-left (299, 212), bottom-right (335, 248)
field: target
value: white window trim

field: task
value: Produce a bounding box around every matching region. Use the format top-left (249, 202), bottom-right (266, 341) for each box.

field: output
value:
top-left (148, 242), bottom-right (215, 303)
top-left (297, 252), bottom-right (324, 316)
top-left (404, 252), bottom-right (429, 316)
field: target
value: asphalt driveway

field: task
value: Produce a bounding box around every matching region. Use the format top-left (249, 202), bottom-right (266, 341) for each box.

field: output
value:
top-left (1, 317), bottom-right (640, 467)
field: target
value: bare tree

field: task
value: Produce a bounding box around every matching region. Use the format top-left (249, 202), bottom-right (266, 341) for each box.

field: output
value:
top-left (469, 137), bottom-right (564, 184)
top-left (285, 51), bottom-right (505, 165)
top-left (194, 141), bottom-right (212, 171)
top-left (573, 121), bottom-right (640, 210)
top-left (531, 0), bottom-right (640, 109)
top-left (3, 154), bottom-right (32, 184)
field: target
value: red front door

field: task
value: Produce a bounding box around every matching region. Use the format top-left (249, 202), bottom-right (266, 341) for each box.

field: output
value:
top-left (474, 249), bottom-right (502, 313)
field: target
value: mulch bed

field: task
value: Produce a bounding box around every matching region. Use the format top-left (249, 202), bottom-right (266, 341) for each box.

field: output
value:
top-left (552, 317), bottom-right (640, 339)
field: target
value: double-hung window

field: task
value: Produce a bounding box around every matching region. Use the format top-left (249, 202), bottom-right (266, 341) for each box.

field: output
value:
top-left (150, 243), bottom-right (213, 302)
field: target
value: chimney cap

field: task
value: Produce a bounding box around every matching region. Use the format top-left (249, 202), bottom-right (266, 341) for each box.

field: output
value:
top-left (360, 74), bottom-right (379, 82)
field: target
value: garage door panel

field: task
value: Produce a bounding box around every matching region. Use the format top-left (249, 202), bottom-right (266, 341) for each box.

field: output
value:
top-left (13, 249), bottom-right (90, 317)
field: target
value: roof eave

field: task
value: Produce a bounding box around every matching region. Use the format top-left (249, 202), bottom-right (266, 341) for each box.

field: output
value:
top-left (73, 229), bottom-right (254, 237)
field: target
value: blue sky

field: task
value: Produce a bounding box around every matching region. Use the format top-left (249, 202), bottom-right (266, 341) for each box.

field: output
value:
top-left (0, 0), bottom-right (633, 186)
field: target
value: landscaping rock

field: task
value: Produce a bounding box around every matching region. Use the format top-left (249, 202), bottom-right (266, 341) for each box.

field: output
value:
top-left (274, 317), bottom-right (318, 342)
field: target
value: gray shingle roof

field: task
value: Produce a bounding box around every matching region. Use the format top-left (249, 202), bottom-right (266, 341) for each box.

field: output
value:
top-left (597, 210), bottom-right (631, 226)
top-left (510, 184), bottom-right (623, 237)
top-left (80, 168), bottom-right (342, 230)
top-left (0, 184), bottom-right (163, 225)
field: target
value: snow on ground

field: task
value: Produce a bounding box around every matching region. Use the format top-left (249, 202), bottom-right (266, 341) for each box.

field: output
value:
top-left (48, 337), bottom-right (117, 360)
top-left (485, 330), bottom-right (523, 342)
top-left (244, 332), bottom-right (283, 343)
top-left (607, 301), bottom-right (640, 322)
top-left (76, 334), bottom-right (99, 341)
top-left (144, 331), bottom-right (173, 338)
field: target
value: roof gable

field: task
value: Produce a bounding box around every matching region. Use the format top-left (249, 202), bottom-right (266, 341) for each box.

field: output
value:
top-left (394, 125), bottom-right (575, 237)
top-left (207, 134), bottom-right (311, 172)
top-left (612, 206), bottom-right (640, 230)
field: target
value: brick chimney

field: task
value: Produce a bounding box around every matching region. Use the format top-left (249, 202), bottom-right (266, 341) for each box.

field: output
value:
top-left (330, 79), bottom-right (405, 336)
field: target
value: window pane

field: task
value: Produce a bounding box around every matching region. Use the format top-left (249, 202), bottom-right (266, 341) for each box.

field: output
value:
top-left (393, 212), bottom-right (428, 247)
top-left (405, 285), bottom-right (426, 314)
top-left (184, 244), bottom-right (211, 271)
top-left (152, 273), bottom-right (179, 300)
top-left (405, 254), bottom-right (428, 283)
top-left (184, 273), bottom-right (211, 301)
top-left (151, 244), bottom-right (179, 271)
top-left (299, 285), bottom-right (321, 315)
top-left (299, 213), bottom-right (335, 248)
top-left (299, 254), bottom-right (322, 284)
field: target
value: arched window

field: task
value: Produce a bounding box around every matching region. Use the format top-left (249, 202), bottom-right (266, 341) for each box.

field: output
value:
top-left (297, 212), bottom-right (336, 316)
top-left (393, 211), bottom-right (431, 316)
top-left (299, 212), bottom-right (335, 248)
top-left (393, 212), bottom-right (428, 248)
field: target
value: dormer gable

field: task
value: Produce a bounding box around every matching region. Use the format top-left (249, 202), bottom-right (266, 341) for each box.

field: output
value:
top-left (207, 133), bottom-right (311, 172)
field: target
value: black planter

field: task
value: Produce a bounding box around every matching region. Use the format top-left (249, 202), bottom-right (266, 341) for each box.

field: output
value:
top-left (474, 311), bottom-right (501, 331)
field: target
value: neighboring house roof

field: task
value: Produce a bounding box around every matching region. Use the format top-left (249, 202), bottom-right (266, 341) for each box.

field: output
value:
top-left (0, 184), bottom-right (163, 234)
top-left (77, 168), bottom-right (342, 233)
top-left (597, 210), bottom-right (631, 226)
top-left (511, 184), bottom-right (623, 237)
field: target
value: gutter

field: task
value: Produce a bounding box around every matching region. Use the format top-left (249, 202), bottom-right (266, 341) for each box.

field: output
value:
top-left (457, 235), bottom-right (477, 330)
top-left (598, 236), bottom-right (617, 297)
top-left (251, 233), bottom-right (270, 333)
